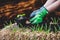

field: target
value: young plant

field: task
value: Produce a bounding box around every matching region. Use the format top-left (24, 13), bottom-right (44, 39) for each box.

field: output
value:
top-left (43, 23), bottom-right (50, 34)
top-left (51, 17), bottom-right (58, 24)
top-left (4, 21), bottom-right (13, 29)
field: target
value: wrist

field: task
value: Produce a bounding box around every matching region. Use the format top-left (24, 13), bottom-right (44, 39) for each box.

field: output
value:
top-left (39, 6), bottom-right (48, 18)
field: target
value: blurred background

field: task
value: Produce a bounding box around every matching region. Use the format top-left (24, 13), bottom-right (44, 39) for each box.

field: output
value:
top-left (0, 0), bottom-right (60, 28)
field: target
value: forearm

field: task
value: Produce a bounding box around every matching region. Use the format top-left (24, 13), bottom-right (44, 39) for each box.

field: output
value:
top-left (46, 1), bottom-right (60, 12)
top-left (44, 0), bottom-right (56, 7)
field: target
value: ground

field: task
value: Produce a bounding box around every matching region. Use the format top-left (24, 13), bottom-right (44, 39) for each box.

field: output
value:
top-left (0, 0), bottom-right (60, 40)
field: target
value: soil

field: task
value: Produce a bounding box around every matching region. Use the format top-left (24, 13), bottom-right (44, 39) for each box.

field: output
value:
top-left (0, 0), bottom-right (60, 40)
top-left (0, 0), bottom-right (60, 28)
top-left (0, 23), bottom-right (60, 40)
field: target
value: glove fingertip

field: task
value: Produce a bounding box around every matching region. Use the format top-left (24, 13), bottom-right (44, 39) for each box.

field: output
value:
top-left (30, 19), bottom-right (33, 23)
top-left (30, 13), bottom-right (35, 18)
top-left (32, 21), bottom-right (37, 24)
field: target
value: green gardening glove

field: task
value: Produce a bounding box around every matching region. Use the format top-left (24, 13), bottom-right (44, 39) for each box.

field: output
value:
top-left (30, 6), bottom-right (48, 24)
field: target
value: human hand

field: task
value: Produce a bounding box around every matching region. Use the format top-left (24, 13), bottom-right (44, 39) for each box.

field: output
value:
top-left (30, 6), bottom-right (43, 18)
top-left (30, 6), bottom-right (48, 24)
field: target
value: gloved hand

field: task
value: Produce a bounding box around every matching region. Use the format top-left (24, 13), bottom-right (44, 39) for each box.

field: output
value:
top-left (30, 6), bottom-right (48, 24)
top-left (30, 6), bottom-right (45, 17)
top-left (30, 8), bottom-right (41, 17)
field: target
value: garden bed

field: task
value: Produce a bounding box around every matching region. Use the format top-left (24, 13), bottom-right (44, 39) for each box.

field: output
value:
top-left (0, 23), bottom-right (60, 40)
top-left (0, 0), bottom-right (60, 40)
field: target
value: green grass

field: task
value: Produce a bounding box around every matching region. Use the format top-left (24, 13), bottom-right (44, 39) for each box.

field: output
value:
top-left (3, 17), bottom-right (60, 33)
top-left (51, 17), bottom-right (58, 24)
top-left (30, 24), bottom-right (50, 34)
top-left (1, 20), bottom-right (59, 40)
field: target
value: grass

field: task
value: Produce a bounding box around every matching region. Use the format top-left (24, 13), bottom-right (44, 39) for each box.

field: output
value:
top-left (30, 24), bottom-right (50, 34)
top-left (0, 17), bottom-right (60, 40)
top-left (3, 17), bottom-right (60, 33)
top-left (51, 17), bottom-right (58, 24)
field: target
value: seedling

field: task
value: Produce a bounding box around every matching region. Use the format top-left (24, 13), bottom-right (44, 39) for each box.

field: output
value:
top-left (17, 14), bottom-right (26, 18)
top-left (51, 17), bottom-right (58, 24)
top-left (3, 13), bottom-right (60, 33)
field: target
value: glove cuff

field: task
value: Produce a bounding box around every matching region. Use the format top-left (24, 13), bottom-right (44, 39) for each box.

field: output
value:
top-left (38, 6), bottom-right (48, 18)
